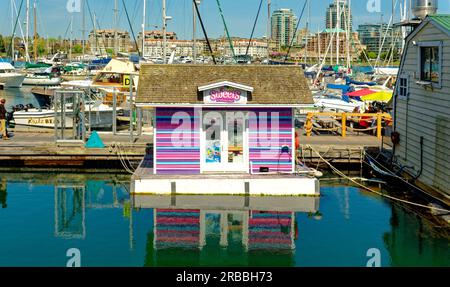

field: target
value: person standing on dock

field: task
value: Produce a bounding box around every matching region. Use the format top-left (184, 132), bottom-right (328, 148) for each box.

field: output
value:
top-left (0, 99), bottom-right (9, 140)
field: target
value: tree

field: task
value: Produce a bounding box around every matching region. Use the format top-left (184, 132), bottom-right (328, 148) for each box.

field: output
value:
top-left (0, 35), bottom-right (5, 53)
top-left (367, 51), bottom-right (377, 59)
top-left (72, 44), bottom-right (83, 54)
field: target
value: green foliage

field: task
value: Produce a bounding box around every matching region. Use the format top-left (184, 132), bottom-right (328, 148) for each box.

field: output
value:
top-left (0, 35), bottom-right (5, 53)
top-left (73, 44), bottom-right (83, 54)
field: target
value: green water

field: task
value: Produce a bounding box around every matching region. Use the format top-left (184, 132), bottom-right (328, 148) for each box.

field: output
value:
top-left (0, 87), bottom-right (39, 108)
top-left (0, 172), bottom-right (448, 267)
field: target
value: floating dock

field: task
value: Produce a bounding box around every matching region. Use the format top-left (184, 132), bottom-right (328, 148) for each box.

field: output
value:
top-left (131, 156), bottom-right (320, 196)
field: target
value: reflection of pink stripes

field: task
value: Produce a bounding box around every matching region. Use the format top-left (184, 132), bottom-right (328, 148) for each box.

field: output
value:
top-left (157, 237), bottom-right (199, 243)
top-left (157, 209), bottom-right (199, 213)
top-left (157, 218), bottom-right (200, 224)
top-left (249, 231), bottom-right (290, 237)
top-left (249, 219), bottom-right (291, 226)
top-left (156, 230), bottom-right (199, 236)
top-left (249, 238), bottom-right (292, 244)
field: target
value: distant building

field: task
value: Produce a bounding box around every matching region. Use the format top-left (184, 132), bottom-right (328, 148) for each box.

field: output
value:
top-left (271, 9), bottom-right (298, 49)
top-left (393, 15), bottom-right (450, 198)
top-left (305, 28), bottom-right (362, 62)
top-left (141, 39), bottom-right (204, 58)
top-left (357, 23), bottom-right (402, 55)
top-left (216, 38), bottom-right (268, 59)
top-left (88, 29), bottom-right (130, 54)
top-left (326, 0), bottom-right (352, 31)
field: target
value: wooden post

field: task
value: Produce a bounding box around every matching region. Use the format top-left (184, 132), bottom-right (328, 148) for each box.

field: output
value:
top-left (341, 113), bottom-right (346, 138)
top-left (377, 113), bottom-right (382, 139)
top-left (305, 113), bottom-right (313, 137)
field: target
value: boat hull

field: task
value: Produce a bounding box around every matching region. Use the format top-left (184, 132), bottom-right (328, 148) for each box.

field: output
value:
top-left (0, 74), bottom-right (26, 88)
top-left (12, 106), bottom-right (119, 129)
top-left (23, 77), bottom-right (62, 86)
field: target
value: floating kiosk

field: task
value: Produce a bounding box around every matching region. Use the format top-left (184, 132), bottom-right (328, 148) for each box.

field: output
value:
top-left (132, 65), bottom-right (319, 196)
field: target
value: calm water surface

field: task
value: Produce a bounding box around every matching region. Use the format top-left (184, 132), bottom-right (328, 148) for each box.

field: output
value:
top-left (0, 172), bottom-right (448, 267)
top-left (0, 87), bottom-right (39, 109)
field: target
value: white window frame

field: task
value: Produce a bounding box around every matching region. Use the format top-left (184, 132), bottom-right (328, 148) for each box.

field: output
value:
top-left (417, 41), bottom-right (443, 89)
top-left (397, 74), bottom-right (409, 99)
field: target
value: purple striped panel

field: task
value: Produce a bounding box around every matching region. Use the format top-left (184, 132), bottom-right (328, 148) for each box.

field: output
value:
top-left (155, 108), bottom-right (201, 174)
top-left (249, 108), bottom-right (293, 173)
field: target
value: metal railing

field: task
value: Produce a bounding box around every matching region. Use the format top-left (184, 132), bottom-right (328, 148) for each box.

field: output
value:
top-left (304, 112), bottom-right (392, 139)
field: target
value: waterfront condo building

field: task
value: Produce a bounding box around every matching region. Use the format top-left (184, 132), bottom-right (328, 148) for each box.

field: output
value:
top-left (271, 9), bottom-right (298, 49)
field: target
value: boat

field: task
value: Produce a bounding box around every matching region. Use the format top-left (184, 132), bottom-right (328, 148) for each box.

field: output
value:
top-left (0, 62), bottom-right (26, 88)
top-left (23, 66), bottom-right (62, 86)
top-left (11, 101), bottom-right (121, 129)
top-left (23, 73), bottom-right (62, 86)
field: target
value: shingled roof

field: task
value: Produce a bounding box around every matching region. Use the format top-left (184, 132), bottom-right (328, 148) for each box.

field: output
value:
top-left (136, 65), bottom-right (314, 105)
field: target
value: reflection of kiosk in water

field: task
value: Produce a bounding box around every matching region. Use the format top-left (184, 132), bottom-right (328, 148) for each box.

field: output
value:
top-left (54, 186), bottom-right (86, 239)
top-left (134, 195), bottom-right (319, 267)
top-left (54, 180), bottom-right (131, 244)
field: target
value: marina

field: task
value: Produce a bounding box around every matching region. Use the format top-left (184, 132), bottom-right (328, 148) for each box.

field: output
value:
top-left (0, 0), bottom-right (449, 269)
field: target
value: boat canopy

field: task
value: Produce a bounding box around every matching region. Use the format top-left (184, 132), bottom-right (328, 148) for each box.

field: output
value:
top-left (100, 59), bottom-right (137, 74)
top-left (347, 89), bottom-right (393, 102)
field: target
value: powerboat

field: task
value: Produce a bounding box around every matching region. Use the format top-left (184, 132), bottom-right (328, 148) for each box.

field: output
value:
top-left (11, 101), bottom-right (121, 129)
top-left (0, 62), bottom-right (26, 88)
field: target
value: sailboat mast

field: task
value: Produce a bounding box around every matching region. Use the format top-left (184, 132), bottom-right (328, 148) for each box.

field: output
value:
top-left (267, 0), bottom-right (271, 58)
top-left (11, 0), bottom-right (14, 60)
top-left (346, 0), bottom-right (351, 69)
top-left (82, 0), bottom-right (86, 57)
top-left (142, 0), bottom-right (146, 58)
top-left (304, 0), bottom-right (310, 63)
top-left (25, 0), bottom-right (30, 61)
top-left (193, 0), bottom-right (199, 63)
top-left (33, 0), bottom-right (37, 61)
top-left (163, 0), bottom-right (167, 63)
top-left (70, 15), bottom-right (73, 61)
top-left (114, 0), bottom-right (119, 56)
top-left (336, 0), bottom-right (340, 65)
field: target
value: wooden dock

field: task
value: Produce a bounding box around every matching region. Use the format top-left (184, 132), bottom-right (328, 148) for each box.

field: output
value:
top-left (0, 127), bottom-right (385, 169)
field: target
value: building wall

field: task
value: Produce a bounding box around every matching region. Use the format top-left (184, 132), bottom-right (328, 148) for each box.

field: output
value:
top-left (271, 9), bottom-right (297, 48)
top-left (249, 108), bottom-right (294, 174)
top-left (155, 108), bottom-right (201, 175)
top-left (155, 108), bottom-right (294, 175)
top-left (395, 22), bottom-right (450, 196)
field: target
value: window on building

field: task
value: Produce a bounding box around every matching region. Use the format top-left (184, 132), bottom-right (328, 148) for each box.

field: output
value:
top-left (398, 76), bottom-right (408, 98)
top-left (419, 44), bottom-right (441, 83)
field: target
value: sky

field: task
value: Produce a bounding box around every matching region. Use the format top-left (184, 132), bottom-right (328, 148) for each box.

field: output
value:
top-left (1, 0), bottom-right (450, 40)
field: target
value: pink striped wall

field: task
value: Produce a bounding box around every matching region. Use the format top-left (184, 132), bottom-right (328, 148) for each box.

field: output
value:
top-left (154, 107), bottom-right (294, 174)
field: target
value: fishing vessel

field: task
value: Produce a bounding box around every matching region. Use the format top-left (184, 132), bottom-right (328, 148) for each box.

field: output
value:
top-left (0, 62), bottom-right (26, 88)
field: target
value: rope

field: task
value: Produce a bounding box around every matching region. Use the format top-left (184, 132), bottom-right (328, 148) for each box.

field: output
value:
top-left (346, 126), bottom-right (377, 132)
top-left (312, 127), bottom-right (339, 132)
top-left (306, 145), bottom-right (450, 213)
top-left (110, 142), bottom-right (136, 174)
top-left (365, 153), bottom-right (450, 207)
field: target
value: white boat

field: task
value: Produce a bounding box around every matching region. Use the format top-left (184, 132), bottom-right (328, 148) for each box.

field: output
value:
top-left (314, 94), bottom-right (365, 113)
top-left (0, 62), bottom-right (26, 88)
top-left (62, 59), bottom-right (139, 93)
top-left (12, 102), bottom-right (121, 129)
top-left (23, 72), bottom-right (62, 86)
top-left (373, 67), bottom-right (399, 76)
